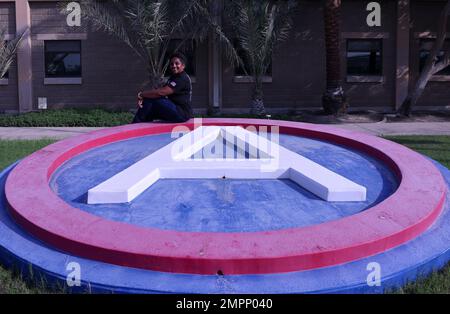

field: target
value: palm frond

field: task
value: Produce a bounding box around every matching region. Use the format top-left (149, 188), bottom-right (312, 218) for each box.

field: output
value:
top-left (157, 0), bottom-right (203, 74)
top-left (125, 0), bottom-right (170, 77)
top-left (214, 25), bottom-right (245, 72)
top-left (227, 0), bottom-right (296, 79)
top-left (0, 28), bottom-right (26, 78)
top-left (59, 0), bottom-right (220, 85)
top-left (77, 0), bottom-right (148, 61)
top-left (259, 0), bottom-right (296, 75)
top-left (186, 0), bottom-right (243, 70)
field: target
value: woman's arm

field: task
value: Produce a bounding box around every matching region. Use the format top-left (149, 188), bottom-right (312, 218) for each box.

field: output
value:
top-left (141, 86), bottom-right (174, 99)
top-left (137, 86), bottom-right (175, 108)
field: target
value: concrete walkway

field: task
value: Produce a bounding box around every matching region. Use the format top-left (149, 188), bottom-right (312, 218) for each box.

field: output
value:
top-left (0, 122), bottom-right (449, 140)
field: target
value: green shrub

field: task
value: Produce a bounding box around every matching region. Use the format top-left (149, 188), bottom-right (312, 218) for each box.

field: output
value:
top-left (0, 109), bottom-right (134, 127)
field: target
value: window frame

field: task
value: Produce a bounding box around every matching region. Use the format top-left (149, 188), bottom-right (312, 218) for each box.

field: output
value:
top-left (44, 40), bottom-right (82, 80)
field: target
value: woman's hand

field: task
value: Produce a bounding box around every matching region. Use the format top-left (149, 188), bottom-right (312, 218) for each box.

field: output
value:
top-left (137, 92), bottom-right (143, 108)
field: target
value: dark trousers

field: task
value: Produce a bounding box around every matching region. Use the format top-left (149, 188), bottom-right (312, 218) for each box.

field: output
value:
top-left (132, 97), bottom-right (188, 123)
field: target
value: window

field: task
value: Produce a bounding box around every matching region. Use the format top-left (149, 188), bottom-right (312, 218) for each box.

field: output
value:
top-left (164, 39), bottom-right (196, 77)
top-left (419, 39), bottom-right (450, 76)
top-left (234, 39), bottom-right (272, 77)
top-left (45, 40), bottom-right (81, 78)
top-left (347, 39), bottom-right (382, 76)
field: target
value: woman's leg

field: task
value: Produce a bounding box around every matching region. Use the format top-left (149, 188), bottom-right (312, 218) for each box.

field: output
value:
top-left (150, 98), bottom-right (188, 122)
top-left (132, 98), bottom-right (155, 123)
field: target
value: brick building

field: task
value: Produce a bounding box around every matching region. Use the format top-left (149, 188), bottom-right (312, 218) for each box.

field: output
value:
top-left (1, 0), bottom-right (450, 114)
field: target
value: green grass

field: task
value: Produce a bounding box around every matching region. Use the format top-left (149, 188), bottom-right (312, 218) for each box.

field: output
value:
top-left (0, 136), bottom-right (449, 293)
top-left (384, 135), bottom-right (450, 169)
top-left (0, 139), bottom-right (57, 170)
top-left (0, 264), bottom-right (65, 294)
top-left (392, 267), bottom-right (450, 294)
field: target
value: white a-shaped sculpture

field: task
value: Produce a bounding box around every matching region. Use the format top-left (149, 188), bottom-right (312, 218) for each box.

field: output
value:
top-left (88, 126), bottom-right (366, 204)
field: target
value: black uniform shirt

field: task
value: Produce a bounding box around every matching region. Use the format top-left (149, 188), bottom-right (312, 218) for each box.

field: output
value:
top-left (166, 71), bottom-right (193, 120)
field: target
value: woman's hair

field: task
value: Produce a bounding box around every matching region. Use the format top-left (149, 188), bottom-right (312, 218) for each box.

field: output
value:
top-left (170, 52), bottom-right (187, 65)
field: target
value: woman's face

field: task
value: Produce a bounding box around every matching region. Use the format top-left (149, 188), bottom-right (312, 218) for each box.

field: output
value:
top-left (170, 57), bottom-right (185, 75)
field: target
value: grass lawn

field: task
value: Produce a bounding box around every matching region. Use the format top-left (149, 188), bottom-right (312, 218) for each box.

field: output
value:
top-left (0, 136), bottom-right (449, 293)
top-left (385, 135), bottom-right (450, 169)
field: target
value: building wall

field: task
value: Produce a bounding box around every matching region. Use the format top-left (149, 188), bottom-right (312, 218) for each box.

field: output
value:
top-left (29, 1), bottom-right (208, 110)
top-left (222, 1), bottom-right (326, 112)
top-left (0, 1), bottom-right (18, 112)
top-left (221, 0), bottom-right (399, 112)
top-left (2, 0), bottom-right (450, 113)
top-left (30, 1), bottom-right (151, 110)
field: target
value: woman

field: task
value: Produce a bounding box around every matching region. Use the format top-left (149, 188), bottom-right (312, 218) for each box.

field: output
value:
top-left (133, 53), bottom-right (193, 123)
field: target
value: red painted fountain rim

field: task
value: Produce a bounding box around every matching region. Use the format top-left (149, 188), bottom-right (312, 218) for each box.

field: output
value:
top-left (5, 119), bottom-right (447, 274)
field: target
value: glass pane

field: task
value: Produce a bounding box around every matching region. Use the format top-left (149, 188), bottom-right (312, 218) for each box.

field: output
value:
top-left (347, 52), bottom-right (382, 75)
top-left (347, 40), bottom-right (382, 75)
top-left (45, 40), bottom-right (81, 53)
top-left (45, 52), bottom-right (81, 77)
top-left (435, 51), bottom-right (450, 75)
top-left (420, 40), bottom-right (435, 51)
top-left (437, 66), bottom-right (450, 75)
top-left (419, 50), bottom-right (431, 72)
top-left (419, 40), bottom-right (450, 75)
top-left (348, 40), bottom-right (381, 52)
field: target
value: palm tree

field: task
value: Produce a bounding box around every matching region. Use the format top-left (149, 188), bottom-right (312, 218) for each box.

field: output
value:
top-left (0, 28), bottom-right (25, 79)
top-left (224, 0), bottom-right (297, 115)
top-left (72, 0), bottom-right (216, 88)
top-left (322, 0), bottom-right (347, 115)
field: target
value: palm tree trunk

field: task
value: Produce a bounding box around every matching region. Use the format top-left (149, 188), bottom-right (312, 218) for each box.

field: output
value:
top-left (322, 0), bottom-right (347, 115)
top-left (251, 77), bottom-right (266, 115)
top-left (398, 73), bottom-right (432, 117)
